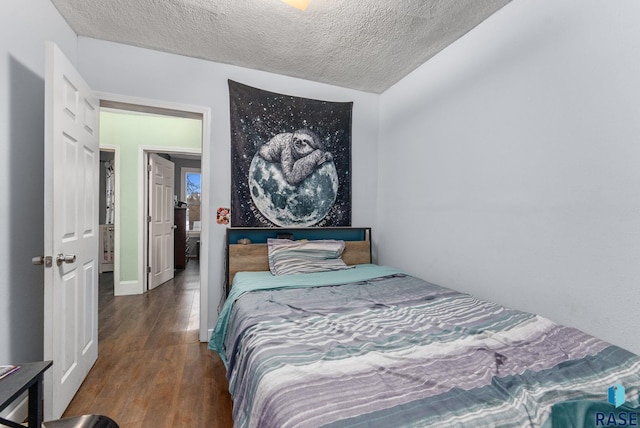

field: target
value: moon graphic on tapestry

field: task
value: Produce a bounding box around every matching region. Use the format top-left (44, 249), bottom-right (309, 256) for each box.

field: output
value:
top-left (229, 80), bottom-right (352, 227)
top-left (249, 131), bottom-right (339, 226)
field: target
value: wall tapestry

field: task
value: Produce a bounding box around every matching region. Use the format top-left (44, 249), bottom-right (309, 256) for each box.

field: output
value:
top-left (229, 80), bottom-right (352, 227)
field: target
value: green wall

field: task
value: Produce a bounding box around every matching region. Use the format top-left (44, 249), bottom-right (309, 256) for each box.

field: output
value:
top-left (100, 110), bottom-right (202, 283)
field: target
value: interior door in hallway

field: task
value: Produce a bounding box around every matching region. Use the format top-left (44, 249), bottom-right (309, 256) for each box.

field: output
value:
top-left (148, 153), bottom-right (175, 289)
top-left (43, 41), bottom-right (99, 420)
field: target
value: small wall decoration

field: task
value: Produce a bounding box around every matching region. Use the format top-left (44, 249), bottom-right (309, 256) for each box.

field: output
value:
top-left (216, 207), bottom-right (230, 225)
top-left (229, 80), bottom-right (352, 227)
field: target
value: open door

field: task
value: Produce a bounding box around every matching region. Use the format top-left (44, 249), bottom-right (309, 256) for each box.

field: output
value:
top-left (41, 42), bottom-right (99, 419)
top-left (148, 153), bottom-right (175, 290)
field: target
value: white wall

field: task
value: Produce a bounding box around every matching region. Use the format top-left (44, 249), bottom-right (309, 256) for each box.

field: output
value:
top-left (0, 0), bottom-right (77, 364)
top-left (378, 0), bottom-right (640, 354)
top-left (76, 38), bottom-right (380, 330)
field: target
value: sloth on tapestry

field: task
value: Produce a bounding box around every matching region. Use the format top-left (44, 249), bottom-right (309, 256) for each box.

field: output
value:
top-left (229, 80), bottom-right (352, 227)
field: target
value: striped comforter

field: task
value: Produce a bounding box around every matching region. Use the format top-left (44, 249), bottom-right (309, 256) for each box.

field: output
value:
top-left (212, 267), bottom-right (640, 427)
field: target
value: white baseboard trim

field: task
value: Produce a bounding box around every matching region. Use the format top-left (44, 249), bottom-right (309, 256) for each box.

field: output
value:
top-left (0, 395), bottom-right (27, 425)
top-left (115, 280), bottom-right (141, 296)
top-left (205, 328), bottom-right (214, 343)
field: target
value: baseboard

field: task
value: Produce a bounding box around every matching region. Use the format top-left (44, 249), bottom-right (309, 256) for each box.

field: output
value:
top-left (0, 395), bottom-right (27, 425)
top-left (114, 280), bottom-right (141, 296)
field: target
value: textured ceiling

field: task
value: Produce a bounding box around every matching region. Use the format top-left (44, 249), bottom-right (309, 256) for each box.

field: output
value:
top-left (50, 0), bottom-right (512, 93)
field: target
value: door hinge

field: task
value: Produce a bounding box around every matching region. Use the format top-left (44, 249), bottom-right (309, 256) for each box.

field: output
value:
top-left (147, 164), bottom-right (152, 172)
top-left (148, 215), bottom-right (152, 222)
top-left (147, 266), bottom-right (151, 273)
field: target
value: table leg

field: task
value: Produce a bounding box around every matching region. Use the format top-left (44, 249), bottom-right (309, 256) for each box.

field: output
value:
top-left (27, 374), bottom-right (43, 428)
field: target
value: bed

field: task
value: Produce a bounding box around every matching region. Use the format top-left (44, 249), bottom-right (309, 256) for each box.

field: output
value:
top-left (210, 228), bottom-right (640, 427)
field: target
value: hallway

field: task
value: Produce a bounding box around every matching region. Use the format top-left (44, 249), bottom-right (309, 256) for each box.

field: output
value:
top-left (63, 263), bottom-right (232, 427)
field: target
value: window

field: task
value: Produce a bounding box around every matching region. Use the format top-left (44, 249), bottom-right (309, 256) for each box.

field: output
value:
top-left (181, 168), bottom-right (201, 234)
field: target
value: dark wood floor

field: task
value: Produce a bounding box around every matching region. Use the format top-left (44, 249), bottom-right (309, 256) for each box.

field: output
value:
top-left (63, 262), bottom-right (233, 428)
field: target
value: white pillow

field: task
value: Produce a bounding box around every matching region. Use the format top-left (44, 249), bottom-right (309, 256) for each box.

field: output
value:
top-left (267, 238), bottom-right (351, 275)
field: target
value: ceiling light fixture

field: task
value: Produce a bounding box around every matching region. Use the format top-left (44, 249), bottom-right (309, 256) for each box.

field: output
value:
top-left (280, 0), bottom-right (310, 11)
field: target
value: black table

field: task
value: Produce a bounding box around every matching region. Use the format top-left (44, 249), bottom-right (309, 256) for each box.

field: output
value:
top-left (0, 361), bottom-right (53, 428)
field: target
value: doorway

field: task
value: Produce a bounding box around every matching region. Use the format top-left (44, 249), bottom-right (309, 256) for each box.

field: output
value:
top-left (97, 95), bottom-right (211, 343)
top-left (42, 45), bottom-right (211, 420)
top-left (99, 149), bottom-right (117, 291)
top-left (98, 148), bottom-right (117, 325)
top-left (144, 151), bottom-right (202, 291)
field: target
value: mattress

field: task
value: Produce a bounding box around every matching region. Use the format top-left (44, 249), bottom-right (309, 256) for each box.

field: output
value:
top-left (209, 265), bottom-right (640, 427)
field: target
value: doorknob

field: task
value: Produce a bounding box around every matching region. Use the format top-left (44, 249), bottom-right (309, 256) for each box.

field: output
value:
top-left (56, 253), bottom-right (76, 266)
top-left (32, 255), bottom-right (53, 267)
top-left (171, 225), bottom-right (178, 229)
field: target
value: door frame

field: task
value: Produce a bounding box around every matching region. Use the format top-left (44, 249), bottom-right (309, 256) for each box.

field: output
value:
top-left (97, 91), bottom-right (211, 342)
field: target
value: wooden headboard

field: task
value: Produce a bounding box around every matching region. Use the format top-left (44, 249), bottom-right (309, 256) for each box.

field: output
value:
top-left (225, 227), bottom-right (372, 294)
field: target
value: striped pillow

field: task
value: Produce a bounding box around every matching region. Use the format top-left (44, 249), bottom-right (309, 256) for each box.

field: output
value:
top-left (267, 238), bottom-right (352, 275)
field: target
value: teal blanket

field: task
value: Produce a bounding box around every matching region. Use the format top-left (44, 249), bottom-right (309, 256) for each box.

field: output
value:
top-left (208, 264), bottom-right (403, 365)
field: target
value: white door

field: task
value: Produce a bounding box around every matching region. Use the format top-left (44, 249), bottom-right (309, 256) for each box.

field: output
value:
top-left (148, 153), bottom-right (175, 289)
top-left (43, 42), bottom-right (99, 419)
